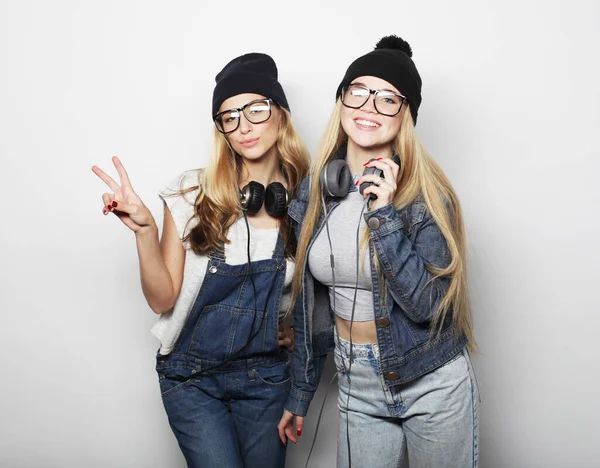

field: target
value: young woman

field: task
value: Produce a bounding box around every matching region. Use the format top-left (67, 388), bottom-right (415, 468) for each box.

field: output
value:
top-left (278, 36), bottom-right (480, 467)
top-left (93, 53), bottom-right (310, 468)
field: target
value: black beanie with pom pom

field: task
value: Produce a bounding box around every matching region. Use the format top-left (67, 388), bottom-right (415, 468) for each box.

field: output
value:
top-left (336, 35), bottom-right (422, 124)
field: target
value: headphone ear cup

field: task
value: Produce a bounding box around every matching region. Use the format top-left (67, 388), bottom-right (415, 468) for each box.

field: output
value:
top-left (321, 159), bottom-right (351, 198)
top-left (240, 181), bottom-right (265, 215)
top-left (264, 182), bottom-right (288, 218)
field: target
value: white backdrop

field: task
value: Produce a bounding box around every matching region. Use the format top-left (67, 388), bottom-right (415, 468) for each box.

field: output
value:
top-left (1, 1), bottom-right (599, 467)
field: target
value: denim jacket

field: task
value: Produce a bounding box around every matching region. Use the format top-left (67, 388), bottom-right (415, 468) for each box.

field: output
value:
top-left (284, 158), bottom-right (468, 417)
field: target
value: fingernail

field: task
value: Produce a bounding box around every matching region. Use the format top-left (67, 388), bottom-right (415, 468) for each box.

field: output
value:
top-left (376, 157), bottom-right (383, 160)
top-left (112, 201), bottom-right (118, 207)
top-left (362, 161), bottom-right (370, 166)
top-left (355, 180), bottom-right (360, 186)
top-left (297, 429), bottom-right (302, 436)
top-left (103, 209), bottom-right (108, 215)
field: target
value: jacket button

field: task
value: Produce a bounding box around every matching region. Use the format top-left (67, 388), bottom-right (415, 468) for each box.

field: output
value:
top-left (367, 217), bottom-right (381, 230)
top-left (376, 317), bottom-right (390, 327)
top-left (384, 371), bottom-right (399, 381)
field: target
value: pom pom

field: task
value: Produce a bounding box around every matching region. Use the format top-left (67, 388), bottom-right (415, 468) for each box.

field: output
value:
top-left (374, 35), bottom-right (412, 57)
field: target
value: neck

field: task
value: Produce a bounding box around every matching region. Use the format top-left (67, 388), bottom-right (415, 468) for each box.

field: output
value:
top-left (345, 139), bottom-right (393, 175)
top-left (239, 147), bottom-right (285, 188)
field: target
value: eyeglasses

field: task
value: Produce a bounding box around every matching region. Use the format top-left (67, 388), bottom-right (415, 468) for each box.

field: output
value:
top-left (341, 84), bottom-right (406, 117)
top-left (213, 99), bottom-right (273, 134)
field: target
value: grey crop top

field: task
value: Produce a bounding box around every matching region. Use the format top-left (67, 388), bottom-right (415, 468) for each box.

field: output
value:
top-left (307, 176), bottom-right (375, 322)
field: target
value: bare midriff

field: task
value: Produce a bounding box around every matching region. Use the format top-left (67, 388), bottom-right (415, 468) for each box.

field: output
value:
top-left (336, 316), bottom-right (378, 344)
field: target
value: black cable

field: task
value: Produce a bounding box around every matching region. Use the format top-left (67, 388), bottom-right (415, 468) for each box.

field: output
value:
top-left (344, 196), bottom-right (369, 468)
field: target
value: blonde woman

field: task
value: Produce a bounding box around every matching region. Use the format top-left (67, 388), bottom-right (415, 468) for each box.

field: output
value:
top-left (93, 53), bottom-right (310, 468)
top-left (278, 36), bottom-right (479, 467)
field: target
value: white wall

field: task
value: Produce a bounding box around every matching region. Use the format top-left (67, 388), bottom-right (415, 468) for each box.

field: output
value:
top-left (1, 1), bottom-right (598, 467)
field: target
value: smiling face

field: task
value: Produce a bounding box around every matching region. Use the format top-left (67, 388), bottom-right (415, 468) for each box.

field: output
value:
top-left (340, 76), bottom-right (405, 151)
top-left (218, 93), bottom-right (281, 162)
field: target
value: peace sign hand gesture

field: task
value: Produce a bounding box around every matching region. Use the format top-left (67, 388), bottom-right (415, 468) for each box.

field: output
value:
top-left (92, 156), bottom-right (156, 233)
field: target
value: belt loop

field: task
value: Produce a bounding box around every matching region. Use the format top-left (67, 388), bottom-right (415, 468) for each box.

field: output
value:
top-left (247, 359), bottom-right (255, 381)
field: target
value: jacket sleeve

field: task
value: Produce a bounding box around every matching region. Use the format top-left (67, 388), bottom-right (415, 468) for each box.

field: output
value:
top-left (284, 292), bottom-right (328, 416)
top-left (364, 201), bottom-right (452, 323)
top-left (285, 185), bottom-right (328, 416)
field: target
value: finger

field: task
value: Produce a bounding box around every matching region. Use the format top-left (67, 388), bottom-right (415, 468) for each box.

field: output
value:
top-left (102, 193), bottom-right (115, 212)
top-left (279, 337), bottom-right (292, 349)
top-left (112, 156), bottom-right (133, 189)
top-left (296, 416), bottom-right (304, 437)
top-left (378, 157), bottom-right (400, 179)
top-left (365, 157), bottom-right (399, 173)
top-left (364, 160), bottom-right (397, 186)
top-left (362, 185), bottom-right (388, 200)
top-left (285, 425), bottom-right (298, 444)
top-left (110, 200), bottom-right (139, 216)
top-left (92, 166), bottom-right (121, 192)
top-left (355, 174), bottom-right (386, 186)
top-left (278, 424), bottom-right (286, 445)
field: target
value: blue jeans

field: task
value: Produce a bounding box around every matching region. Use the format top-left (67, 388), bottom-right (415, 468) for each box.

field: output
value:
top-left (334, 337), bottom-right (480, 468)
top-left (159, 359), bottom-right (290, 468)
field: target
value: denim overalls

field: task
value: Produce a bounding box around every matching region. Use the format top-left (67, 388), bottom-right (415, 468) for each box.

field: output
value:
top-left (156, 234), bottom-right (290, 468)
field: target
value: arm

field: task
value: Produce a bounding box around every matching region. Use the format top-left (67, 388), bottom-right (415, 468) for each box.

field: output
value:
top-left (92, 156), bottom-right (184, 314)
top-left (366, 202), bottom-right (451, 323)
top-left (136, 204), bottom-right (185, 314)
top-left (357, 158), bottom-right (451, 323)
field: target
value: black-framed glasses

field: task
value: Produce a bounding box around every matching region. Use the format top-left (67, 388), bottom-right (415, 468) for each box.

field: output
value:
top-left (341, 84), bottom-right (406, 117)
top-left (213, 99), bottom-right (273, 134)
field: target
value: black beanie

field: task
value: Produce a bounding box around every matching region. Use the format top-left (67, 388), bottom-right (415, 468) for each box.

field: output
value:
top-left (336, 35), bottom-right (422, 124)
top-left (212, 53), bottom-right (290, 117)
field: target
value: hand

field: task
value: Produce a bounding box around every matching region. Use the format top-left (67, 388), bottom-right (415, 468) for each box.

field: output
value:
top-left (278, 322), bottom-right (294, 352)
top-left (92, 156), bottom-right (156, 233)
top-left (278, 410), bottom-right (304, 445)
top-left (356, 157), bottom-right (400, 211)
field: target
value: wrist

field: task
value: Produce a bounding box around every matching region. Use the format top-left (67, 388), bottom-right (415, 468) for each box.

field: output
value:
top-left (135, 222), bottom-right (158, 239)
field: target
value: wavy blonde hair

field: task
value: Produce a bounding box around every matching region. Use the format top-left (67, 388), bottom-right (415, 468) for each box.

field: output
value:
top-left (182, 107), bottom-right (310, 258)
top-left (292, 99), bottom-right (475, 350)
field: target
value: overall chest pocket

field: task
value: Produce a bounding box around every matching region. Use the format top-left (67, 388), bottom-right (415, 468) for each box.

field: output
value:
top-left (188, 304), bottom-right (276, 361)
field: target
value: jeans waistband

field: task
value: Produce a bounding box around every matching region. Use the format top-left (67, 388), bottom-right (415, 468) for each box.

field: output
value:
top-left (335, 334), bottom-right (380, 360)
top-left (157, 351), bottom-right (288, 375)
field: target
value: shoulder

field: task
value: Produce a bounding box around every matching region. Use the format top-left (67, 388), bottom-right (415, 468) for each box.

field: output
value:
top-left (162, 169), bottom-right (201, 194)
top-left (160, 169), bottom-right (202, 205)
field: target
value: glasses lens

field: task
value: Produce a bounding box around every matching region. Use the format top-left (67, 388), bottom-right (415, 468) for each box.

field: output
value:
top-left (375, 91), bottom-right (403, 116)
top-left (243, 100), bottom-right (271, 124)
top-left (342, 85), bottom-right (370, 108)
top-left (216, 110), bottom-right (240, 134)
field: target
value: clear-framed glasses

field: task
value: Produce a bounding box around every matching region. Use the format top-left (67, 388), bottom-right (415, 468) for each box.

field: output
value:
top-left (341, 84), bottom-right (406, 117)
top-left (213, 98), bottom-right (273, 134)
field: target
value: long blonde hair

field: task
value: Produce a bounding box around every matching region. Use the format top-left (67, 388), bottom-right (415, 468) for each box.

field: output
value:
top-left (292, 99), bottom-right (475, 350)
top-left (183, 107), bottom-right (310, 258)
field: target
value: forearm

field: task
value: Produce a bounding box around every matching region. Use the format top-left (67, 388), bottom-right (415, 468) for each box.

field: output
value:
top-left (366, 203), bottom-right (451, 323)
top-left (135, 225), bottom-right (177, 314)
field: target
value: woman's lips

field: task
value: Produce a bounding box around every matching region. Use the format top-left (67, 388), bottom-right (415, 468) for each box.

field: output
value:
top-left (354, 118), bottom-right (381, 131)
top-left (240, 137), bottom-right (260, 147)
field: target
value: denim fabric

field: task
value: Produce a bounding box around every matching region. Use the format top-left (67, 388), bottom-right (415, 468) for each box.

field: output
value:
top-left (159, 360), bottom-right (290, 468)
top-left (285, 151), bottom-right (468, 417)
top-left (334, 337), bottom-right (479, 468)
top-left (156, 233), bottom-right (290, 468)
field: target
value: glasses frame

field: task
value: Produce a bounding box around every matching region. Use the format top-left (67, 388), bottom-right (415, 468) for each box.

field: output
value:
top-left (342, 84), bottom-right (406, 117)
top-left (213, 98), bottom-right (273, 134)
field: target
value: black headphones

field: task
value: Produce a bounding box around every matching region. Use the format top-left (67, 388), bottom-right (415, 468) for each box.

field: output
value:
top-left (239, 181), bottom-right (288, 218)
top-left (320, 158), bottom-right (384, 200)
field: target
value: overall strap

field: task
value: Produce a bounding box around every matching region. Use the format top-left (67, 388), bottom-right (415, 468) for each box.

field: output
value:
top-left (207, 241), bottom-right (226, 273)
